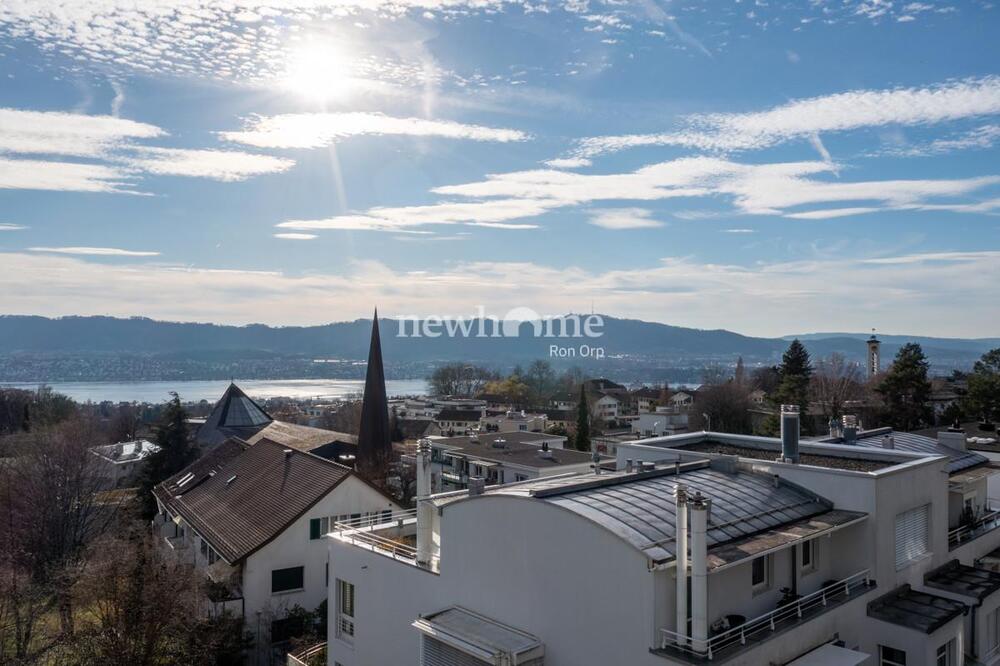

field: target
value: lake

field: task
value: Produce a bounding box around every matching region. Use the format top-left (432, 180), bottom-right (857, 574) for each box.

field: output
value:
top-left (0, 378), bottom-right (430, 403)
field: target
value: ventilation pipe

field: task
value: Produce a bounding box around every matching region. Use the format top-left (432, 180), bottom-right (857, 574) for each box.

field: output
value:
top-left (842, 415), bottom-right (858, 444)
top-left (416, 439), bottom-right (434, 566)
top-left (881, 434), bottom-right (895, 450)
top-left (779, 405), bottom-right (800, 463)
top-left (675, 484), bottom-right (688, 646)
top-left (689, 492), bottom-right (709, 654)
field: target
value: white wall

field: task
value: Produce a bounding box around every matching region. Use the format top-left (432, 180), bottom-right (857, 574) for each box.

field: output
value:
top-left (242, 476), bottom-right (400, 627)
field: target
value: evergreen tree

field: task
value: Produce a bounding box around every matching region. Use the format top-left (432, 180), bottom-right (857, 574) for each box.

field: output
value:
top-left (575, 384), bottom-right (591, 453)
top-left (775, 340), bottom-right (813, 417)
top-left (137, 393), bottom-right (193, 519)
top-left (734, 356), bottom-right (746, 386)
top-left (964, 348), bottom-right (1000, 424)
top-left (876, 343), bottom-right (933, 431)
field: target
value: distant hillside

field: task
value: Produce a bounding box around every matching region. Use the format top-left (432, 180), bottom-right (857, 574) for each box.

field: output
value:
top-left (0, 315), bottom-right (995, 381)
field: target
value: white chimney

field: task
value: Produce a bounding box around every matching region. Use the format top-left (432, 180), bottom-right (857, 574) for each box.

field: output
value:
top-left (939, 429), bottom-right (967, 451)
top-left (881, 434), bottom-right (895, 449)
top-left (416, 439), bottom-right (435, 566)
top-left (842, 415), bottom-right (858, 444)
top-left (675, 484), bottom-right (688, 646)
top-left (689, 492), bottom-right (709, 654)
top-left (779, 405), bottom-right (800, 463)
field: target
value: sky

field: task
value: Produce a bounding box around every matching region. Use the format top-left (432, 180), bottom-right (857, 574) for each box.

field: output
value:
top-left (0, 0), bottom-right (998, 338)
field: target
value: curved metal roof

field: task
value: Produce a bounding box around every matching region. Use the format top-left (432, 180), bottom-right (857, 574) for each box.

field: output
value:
top-left (484, 466), bottom-right (833, 564)
top-left (852, 431), bottom-right (986, 473)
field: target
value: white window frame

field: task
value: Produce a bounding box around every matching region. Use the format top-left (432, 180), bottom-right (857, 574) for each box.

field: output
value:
top-left (336, 579), bottom-right (356, 644)
top-left (988, 607), bottom-right (1000, 652)
top-left (936, 639), bottom-right (955, 666)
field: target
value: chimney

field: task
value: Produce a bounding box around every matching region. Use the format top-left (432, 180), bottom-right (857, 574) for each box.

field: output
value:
top-left (939, 429), bottom-right (967, 452)
top-left (416, 439), bottom-right (435, 566)
top-left (468, 477), bottom-right (486, 496)
top-left (135, 440), bottom-right (143, 453)
top-left (881, 434), bottom-right (895, 450)
top-left (689, 492), bottom-right (709, 654)
top-left (842, 415), bottom-right (858, 444)
top-left (626, 458), bottom-right (634, 473)
top-left (828, 417), bottom-right (842, 439)
top-left (779, 405), bottom-right (800, 463)
top-left (674, 484), bottom-right (688, 646)
top-left (592, 450), bottom-right (602, 475)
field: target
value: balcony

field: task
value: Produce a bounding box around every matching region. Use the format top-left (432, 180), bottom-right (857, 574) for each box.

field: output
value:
top-left (949, 509), bottom-right (1000, 549)
top-left (656, 570), bottom-right (873, 662)
top-left (287, 642), bottom-right (326, 666)
top-left (331, 509), bottom-right (439, 573)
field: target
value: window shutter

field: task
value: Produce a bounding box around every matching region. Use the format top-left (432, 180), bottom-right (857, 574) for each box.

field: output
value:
top-left (895, 504), bottom-right (929, 569)
top-left (310, 518), bottom-right (321, 540)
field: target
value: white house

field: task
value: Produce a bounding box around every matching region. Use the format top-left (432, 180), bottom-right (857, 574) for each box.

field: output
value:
top-left (423, 431), bottom-right (591, 491)
top-left (428, 408), bottom-right (485, 436)
top-left (480, 410), bottom-right (548, 434)
top-left (592, 392), bottom-right (622, 421)
top-left (90, 439), bottom-right (160, 488)
top-left (152, 437), bottom-right (400, 657)
top-left (631, 410), bottom-right (688, 438)
top-left (325, 409), bottom-right (1000, 666)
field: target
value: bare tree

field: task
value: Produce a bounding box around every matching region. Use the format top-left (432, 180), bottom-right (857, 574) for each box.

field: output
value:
top-left (811, 353), bottom-right (865, 421)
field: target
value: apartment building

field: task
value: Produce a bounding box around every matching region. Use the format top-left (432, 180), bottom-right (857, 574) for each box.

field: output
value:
top-left (151, 438), bottom-right (400, 654)
top-left (480, 410), bottom-right (549, 433)
top-left (423, 431), bottom-right (589, 491)
top-left (89, 438), bottom-right (160, 488)
top-left (325, 409), bottom-right (1000, 666)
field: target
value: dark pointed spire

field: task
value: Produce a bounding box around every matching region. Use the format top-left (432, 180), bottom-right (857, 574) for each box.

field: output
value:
top-left (357, 308), bottom-right (391, 472)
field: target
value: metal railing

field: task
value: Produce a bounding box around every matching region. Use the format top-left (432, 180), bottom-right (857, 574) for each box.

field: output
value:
top-left (949, 509), bottom-right (1000, 548)
top-left (330, 509), bottom-right (439, 570)
top-left (287, 642), bottom-right (326, 666)
top-left (659, 569), bottom-right (871, 661)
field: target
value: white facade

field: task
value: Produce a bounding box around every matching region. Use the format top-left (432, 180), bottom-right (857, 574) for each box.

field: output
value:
top-left (631, 410), bottom-right (688, 438)
top-left (327, 427), bottom-right (1000, 666)
top-left (480, 410), bottom-right (548, 433)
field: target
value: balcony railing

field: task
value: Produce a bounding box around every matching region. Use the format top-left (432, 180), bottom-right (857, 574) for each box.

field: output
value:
top-left (949, 509), bottom-right (1000, 549)
top-left (331, 509), bottom-right (439, 571)
top-left (287, 642), bottom-right (326, 666)
top-left (658, 569), bottom-right (872, 662)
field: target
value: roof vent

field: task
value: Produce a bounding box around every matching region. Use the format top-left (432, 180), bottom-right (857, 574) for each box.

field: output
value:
top-left (842, 415), bottom-right (858, 444)
top-left (468, 477), bottom-right (486, 496)
top-left (226, 475), bottom-right (237, 485)
top-left (283, 448), bottom-right (293, 458)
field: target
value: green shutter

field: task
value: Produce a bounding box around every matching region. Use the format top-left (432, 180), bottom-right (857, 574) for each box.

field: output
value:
top-left (309, 518), bottom-right (320, 540)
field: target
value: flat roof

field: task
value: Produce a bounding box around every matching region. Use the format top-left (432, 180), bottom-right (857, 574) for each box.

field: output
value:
top-left (924, 560), bottom-right (1000, 601)
top-left (432, 433), bottom-right (588, 469)
top-left (683, 442), bottom-right (890, 472)
top-left (821, 429), bottom-right (988, 474)
top-left (413, 606), bottom-right (543, 660)
top-left (867, 584), bottom-right (966, 634)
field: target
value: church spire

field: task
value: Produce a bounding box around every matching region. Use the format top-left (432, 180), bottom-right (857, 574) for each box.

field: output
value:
top-left (357, 308), bottom-right (391, 474)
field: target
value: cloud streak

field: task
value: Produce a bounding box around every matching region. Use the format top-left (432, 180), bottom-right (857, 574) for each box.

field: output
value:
top-left (27, 246), bottom-right (160, 256)
top-left (221, 112), bottom-right (529, 149)
top-left (0, 108), bottom-right (162, 157)
top-left (123, 147), bottom-right (296, 182)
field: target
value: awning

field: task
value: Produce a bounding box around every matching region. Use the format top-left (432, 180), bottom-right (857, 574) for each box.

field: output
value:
top-left (787, 644), bottom-right (870, 666)
top-left (413, 606), bottom-right (544, 664)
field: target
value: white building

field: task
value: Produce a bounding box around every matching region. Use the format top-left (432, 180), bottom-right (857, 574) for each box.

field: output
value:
top-left (592, 392), bottom-right (622, 421)
top-left (152, 438), bottom-right (400, 655)
top-left (423, 431), bottom-right (590, 491)
top-left (480, 410), bottom-right (548, 433)
top-left (90, 438), bottom-right (160, 488)
top-left (631, 409), bottom-right (689, 438)
top-left (429, 408), bottom-right (485, 436)
top-left (326, 408), bottom-right (1000, 666)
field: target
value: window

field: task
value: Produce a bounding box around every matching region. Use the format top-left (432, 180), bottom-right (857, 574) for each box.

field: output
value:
top-left (800, 539), bottom-right (816, 573)
top-left (988, 608), bottom-right (1000, 652)
top-left (879, 645), bottom-right (906, 666)
top-left (936, 639), bottom-right (955, 666)
top-left (271, 566), bottom-right (304, 594)
top-left (336, 579), bottom-right (355, 642)
top-left (751, 554), bottom-right (771, 593)
top-left (894, 504), bottom-right (930, 569)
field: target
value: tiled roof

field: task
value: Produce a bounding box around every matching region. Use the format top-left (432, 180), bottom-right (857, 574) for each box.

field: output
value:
top-left (154, 438), bottom-right (357, 563)
top-left (436, 409), bottom-right (482, 422)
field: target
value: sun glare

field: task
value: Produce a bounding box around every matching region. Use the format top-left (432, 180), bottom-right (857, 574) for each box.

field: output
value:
top-left (282, 43), bottom-right (356, 103)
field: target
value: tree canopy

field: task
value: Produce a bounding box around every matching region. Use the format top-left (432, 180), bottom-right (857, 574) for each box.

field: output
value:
top-left (965, 348), bottom-right (1000, 424)
top-left (876, 343), bottom-right (932, 431)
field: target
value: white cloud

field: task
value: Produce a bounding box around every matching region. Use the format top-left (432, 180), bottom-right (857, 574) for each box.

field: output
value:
top-left (278, 199), bottom-right (556, 232)
top-left (575, 76), bottom-right (1000, 157)
top-left (221, 112), bottom-right (528, 149)
top-left (544, 157), bottom-right (592, 169)
top-left (274, 233), bottom-right (318, 240)
top-left (1, 249), bottom-right (997, 337)
top-left (124, 147), bottom-right (295, 181)
top-left (0, 223), bottom-right (27, 231)
top-left (722, 228), bottom-right (756, 233)
top-left (27, 246), bottom-right (159, 256)
top-left (0, 158), bottom-right (133, 192)
top-left (588, 208), bottom-right (663, 229)
top-left (0, 108), bottom-right (162, 157)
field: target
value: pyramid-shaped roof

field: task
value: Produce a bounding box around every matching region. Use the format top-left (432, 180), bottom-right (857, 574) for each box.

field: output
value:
top-left (196, 383), bottom-right (273, 447)
top-left (357, 310), bottom-right (391, 470)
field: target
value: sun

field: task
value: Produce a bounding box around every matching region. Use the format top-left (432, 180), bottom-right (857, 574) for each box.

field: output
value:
top-left (282, 43), bottom-right (356, 103)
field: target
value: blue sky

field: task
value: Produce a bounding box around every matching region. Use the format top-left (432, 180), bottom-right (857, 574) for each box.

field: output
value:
top-left (0, 0), bottom-right (998, 337)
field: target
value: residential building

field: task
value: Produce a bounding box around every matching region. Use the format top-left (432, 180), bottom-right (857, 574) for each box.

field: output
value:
top-left (551, 393), bottom-right (576, 411)
top-left (632, 386), bottom-right (663, 414)
top-left (429, 408), bottom-right (485, 436)
top-left (592, 392), bottom-right (622, 421)
top-left (89, 438), bottom-right (160, 488)
top-left (480, 410), bottom-right (548, 433)
top-left (423, 431), bottom-right (589, 491)
top-left (631, 409), bottom-right (689, 438)
top-left (670, 391), bottom-right (694, 409)
top-left (152, 437), bottom-right (400, 656)
top-left (326, 407), bottom-right (1000, 666)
